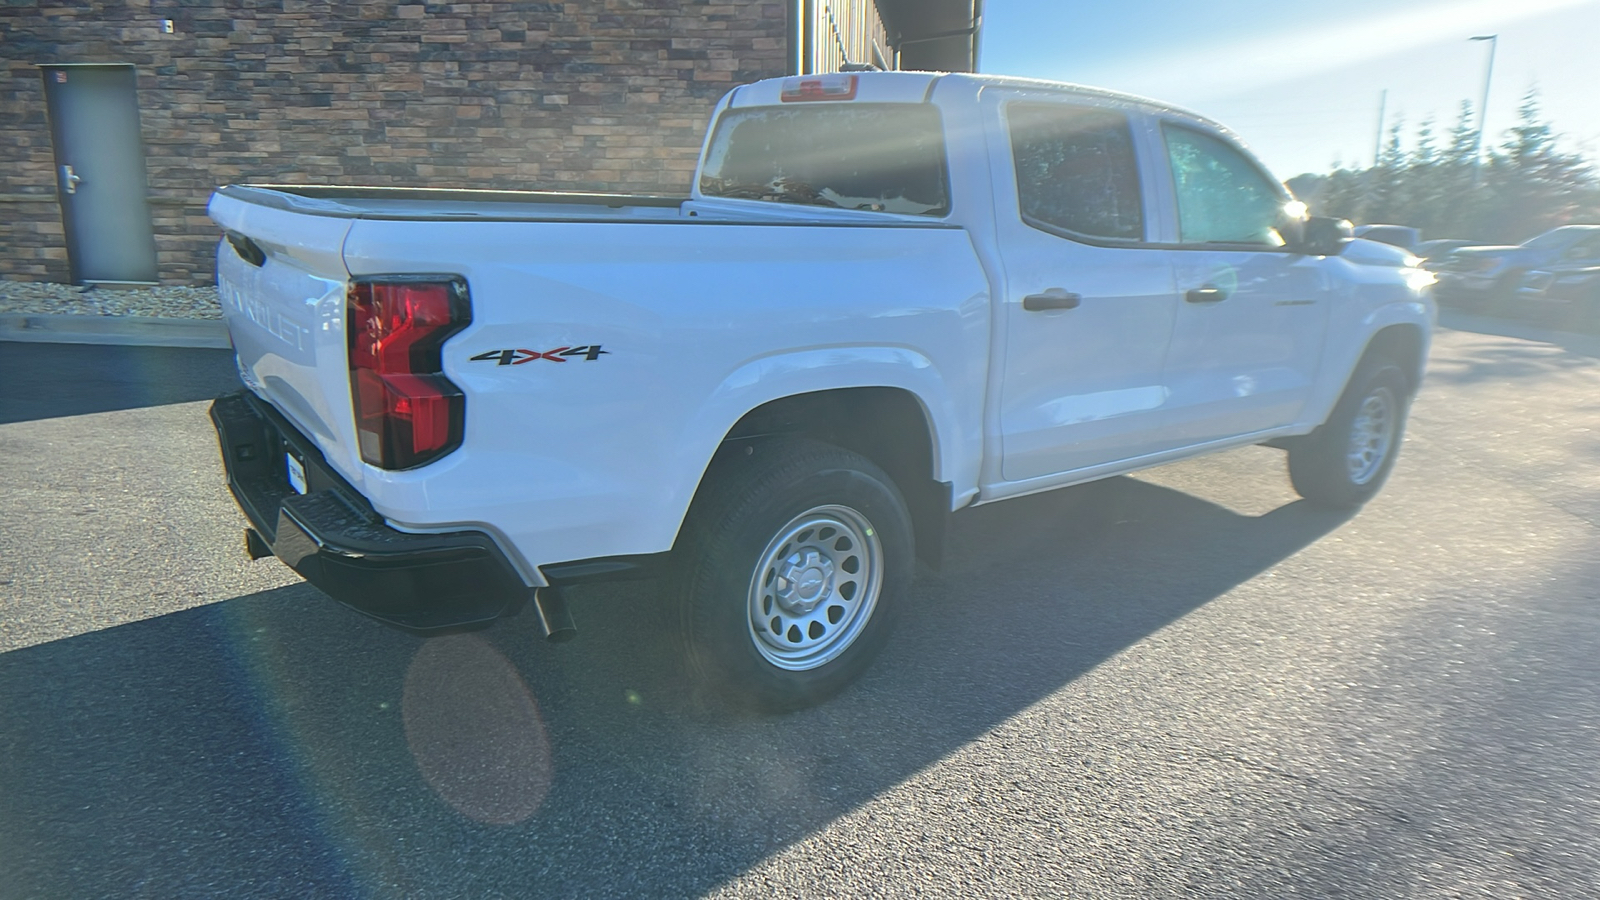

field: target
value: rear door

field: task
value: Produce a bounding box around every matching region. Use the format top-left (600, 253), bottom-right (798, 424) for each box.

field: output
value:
top-left (984, 90), bottom-right (1182, 482)
top-left (1154, 121), bottom-right (1332, 443)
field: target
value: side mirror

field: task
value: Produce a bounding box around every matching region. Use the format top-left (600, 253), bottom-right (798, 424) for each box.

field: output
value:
top-left (1294, 216), bottom-right (1354, 256)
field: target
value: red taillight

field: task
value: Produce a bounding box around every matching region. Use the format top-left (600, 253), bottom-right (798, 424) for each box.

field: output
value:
top-left (347, 278), bottom-right (470, 470)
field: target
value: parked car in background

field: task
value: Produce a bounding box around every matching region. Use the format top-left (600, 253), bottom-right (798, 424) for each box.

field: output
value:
top-left (1414, 238), bottom-right (1485, 271)
top-left (1342, 236), bottom-right (1420, 268)
top-left (1435, 225), bottom-right (1600, 309)
top-left (1511, 235), bottom-right (1600, 330)
top-left (1353, 224), bottom-right (1421, 253)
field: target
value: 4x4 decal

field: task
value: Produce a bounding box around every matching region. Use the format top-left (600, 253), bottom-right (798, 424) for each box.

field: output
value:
top-left (470, 346), bottom-right (610, 365)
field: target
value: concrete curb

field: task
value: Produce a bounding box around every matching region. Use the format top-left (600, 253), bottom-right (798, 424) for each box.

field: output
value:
top-left (0, 313), bottom-right (230, 349)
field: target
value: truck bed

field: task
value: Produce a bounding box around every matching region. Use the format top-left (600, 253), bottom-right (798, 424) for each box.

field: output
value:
top-left (213, 184), bottom-right (958, 228)
top-left (213, 184), bottom-right (690, 222)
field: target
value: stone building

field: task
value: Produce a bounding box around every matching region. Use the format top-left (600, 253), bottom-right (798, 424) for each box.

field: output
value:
top-left (0, 1), bottom-right (981, 286)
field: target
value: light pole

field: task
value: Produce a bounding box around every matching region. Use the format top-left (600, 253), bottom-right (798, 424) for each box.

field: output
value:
top-left (1373, 88), bottom-right (1387, 168)
top-left (1470, 34), bottom-right (1497, 182)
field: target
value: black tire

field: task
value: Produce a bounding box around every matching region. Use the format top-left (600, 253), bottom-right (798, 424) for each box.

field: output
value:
top-left (1288, 359), bottom-right (1412, 508)
top-left (674, 439), bottom-right (914, 713)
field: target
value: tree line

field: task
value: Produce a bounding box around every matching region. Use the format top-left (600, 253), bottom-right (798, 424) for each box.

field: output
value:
top-left (1285, 89), bottom-right (1600, 245)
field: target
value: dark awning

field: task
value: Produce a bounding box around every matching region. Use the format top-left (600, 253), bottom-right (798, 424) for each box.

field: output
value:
top-left (875, 0), bottom-right (983, 73)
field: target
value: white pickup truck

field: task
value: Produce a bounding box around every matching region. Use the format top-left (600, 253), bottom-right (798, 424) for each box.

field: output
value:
top-left (208, 71), bottom-right (1434, 710)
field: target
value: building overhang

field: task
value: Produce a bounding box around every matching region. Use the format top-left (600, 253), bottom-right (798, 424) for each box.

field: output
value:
top-left (876, 0), bottom-right (983, 73)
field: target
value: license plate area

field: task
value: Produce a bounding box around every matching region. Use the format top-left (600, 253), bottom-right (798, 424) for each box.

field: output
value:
top-left (285, 451), bottom-right (308, 495)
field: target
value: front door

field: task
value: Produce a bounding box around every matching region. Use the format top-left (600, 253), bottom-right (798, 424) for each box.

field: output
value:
top-left (986, 93), bottom-right (1181, 483)
top-left (40, 64), bottom-right (159, 285)
top-left (1156, 122), bottom-right (1331, 443)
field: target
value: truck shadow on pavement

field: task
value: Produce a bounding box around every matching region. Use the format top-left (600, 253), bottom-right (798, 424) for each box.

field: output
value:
top-left (0, 476), bottom-right (1352, 898)
top-left (0, 342), bottom-right (240, 426)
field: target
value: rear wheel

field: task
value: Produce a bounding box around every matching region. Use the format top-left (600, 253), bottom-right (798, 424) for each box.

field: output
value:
top-left (675, 439), bottom-right (913, 712)
top-left (1288, 360), bottom-right (1411, 508)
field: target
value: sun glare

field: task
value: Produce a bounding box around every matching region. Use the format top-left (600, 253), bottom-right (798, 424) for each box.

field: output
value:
top-left (1076, 0), bottom-right (1596, 101)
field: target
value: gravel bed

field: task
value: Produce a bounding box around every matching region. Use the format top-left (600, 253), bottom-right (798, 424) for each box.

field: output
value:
top-left (0, 279), bottom-right (221, 320)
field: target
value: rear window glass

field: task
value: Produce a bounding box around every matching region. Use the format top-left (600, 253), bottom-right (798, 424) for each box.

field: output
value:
top-left (1008, 103), bottom-right (1144, 242)
top-left (699, 104), bottom-right (950, 217)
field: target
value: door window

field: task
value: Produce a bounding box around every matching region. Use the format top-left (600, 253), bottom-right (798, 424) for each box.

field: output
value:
top-left (1562, 234), bottom-right (1600, 262)
top-left (1008, 104), bottom-right (1144, 242)
top-left (1162, 123), bottom-right (1286, 246)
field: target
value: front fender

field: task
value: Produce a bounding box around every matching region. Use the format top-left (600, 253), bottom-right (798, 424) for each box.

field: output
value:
top-left (1303, 286), bottom-right (1433, 429)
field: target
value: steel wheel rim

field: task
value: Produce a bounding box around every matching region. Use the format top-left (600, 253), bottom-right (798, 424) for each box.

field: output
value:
top-left (747, 504), bottom-right (883, 671)
top-left (1346, 386), bottom-right (1396, 485)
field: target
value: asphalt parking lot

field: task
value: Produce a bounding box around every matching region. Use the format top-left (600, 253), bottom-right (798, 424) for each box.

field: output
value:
top-left (1, 316), bottom-right (1597, 898)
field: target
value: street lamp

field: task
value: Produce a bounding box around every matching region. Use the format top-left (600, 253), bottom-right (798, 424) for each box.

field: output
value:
top-left (1470, 34), bottom-right (1497, 181)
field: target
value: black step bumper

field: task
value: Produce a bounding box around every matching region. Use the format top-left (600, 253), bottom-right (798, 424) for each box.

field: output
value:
top-left (209, 390), bottom-right (531, 632)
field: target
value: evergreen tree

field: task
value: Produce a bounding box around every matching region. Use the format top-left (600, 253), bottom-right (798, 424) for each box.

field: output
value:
top-left (1293, 91), bottom-right (1599, 242)
top-left (1306, 167), bottom-right (1364, 223)
top-left (1285, 172), bottom-right (1325, 206)
top-left (1364, 118), bottom-right (1408, 223)
top-left (1485, 87), bottom-right (1595, 241)
top-left (1436, 101), bottom-right (1487, 238)
top-left (1401, 117), bottom-right (1445, 236)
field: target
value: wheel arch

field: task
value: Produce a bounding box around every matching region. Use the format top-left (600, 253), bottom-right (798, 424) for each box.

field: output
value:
top-left (1283, 318), bottom-right (1429, 449)
top-left (1357, 322), bottom-right (1428, 394)
top-left (707, 386), bottom-right (953, 569)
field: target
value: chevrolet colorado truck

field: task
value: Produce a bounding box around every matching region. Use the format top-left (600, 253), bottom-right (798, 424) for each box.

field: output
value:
top-left (208, 71), bottom-right (1434, 710)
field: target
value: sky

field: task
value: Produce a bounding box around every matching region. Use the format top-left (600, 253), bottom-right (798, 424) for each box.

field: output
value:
top-left (977, 0), bottom-right (1600, 179)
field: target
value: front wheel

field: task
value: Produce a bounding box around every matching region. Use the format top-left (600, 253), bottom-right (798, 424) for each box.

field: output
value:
top-left (1288, 360), bottom-right (1411, 508)
top-left (675, 439), bottom-right (914, 712)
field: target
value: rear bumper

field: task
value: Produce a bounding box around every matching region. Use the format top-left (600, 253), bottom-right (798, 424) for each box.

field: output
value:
top-left (209, 390), bottom-right (531, 632)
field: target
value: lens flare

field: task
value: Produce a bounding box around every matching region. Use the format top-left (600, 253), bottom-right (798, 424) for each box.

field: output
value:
top-left (401, 633), bottom-right (553, 825)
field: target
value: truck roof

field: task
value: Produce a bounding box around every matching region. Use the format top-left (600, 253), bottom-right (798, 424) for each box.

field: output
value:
top-left (729, 70), bottom-right (1230, 142)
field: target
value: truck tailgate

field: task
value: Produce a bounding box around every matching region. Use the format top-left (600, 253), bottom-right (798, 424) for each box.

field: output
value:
top-left (208, 190), bottom-right (357, 473)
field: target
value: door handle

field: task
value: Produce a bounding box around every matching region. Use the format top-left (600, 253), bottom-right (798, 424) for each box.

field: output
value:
top-left (60, 165), bottom-right (82, 195)
top-left (1185, 284), bottom-right (1228, 303)
top-left (225, 230), bottom-right (267, 268)
top-left (1022, 289), bottom-right (1082, 311)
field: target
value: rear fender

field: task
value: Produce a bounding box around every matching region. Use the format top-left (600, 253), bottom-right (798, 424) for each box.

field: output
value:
top-left (663, 346), bottom-right (972, 541)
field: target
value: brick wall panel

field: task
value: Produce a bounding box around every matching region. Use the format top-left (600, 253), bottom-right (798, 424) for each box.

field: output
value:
top-left (0, 1), bottom-right (786, 284)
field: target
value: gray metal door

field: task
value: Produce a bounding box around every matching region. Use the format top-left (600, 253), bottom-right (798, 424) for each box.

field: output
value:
top-left (40, 64), bottom-right (160, 285)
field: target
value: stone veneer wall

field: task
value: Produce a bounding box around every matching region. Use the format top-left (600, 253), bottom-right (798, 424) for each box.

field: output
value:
top-left (0, 1), bottom-right (787, 285)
